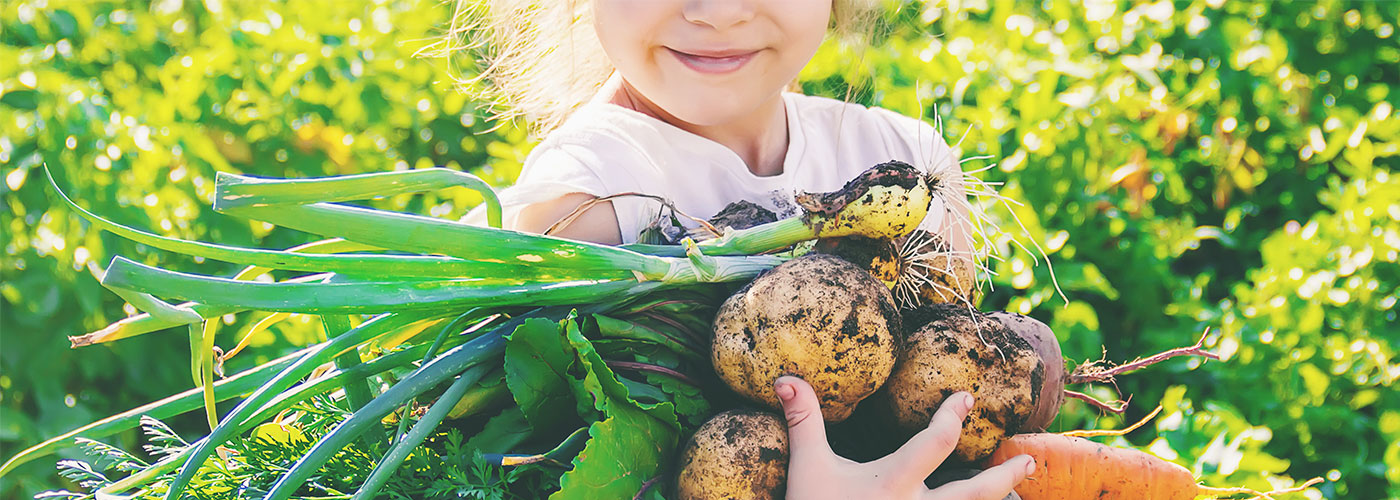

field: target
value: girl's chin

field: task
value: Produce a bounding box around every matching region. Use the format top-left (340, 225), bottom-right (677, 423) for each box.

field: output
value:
top-left (652, 91), bottom-right (779, 127)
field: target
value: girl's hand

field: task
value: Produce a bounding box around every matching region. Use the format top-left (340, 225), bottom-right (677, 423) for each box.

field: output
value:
top-left (775, 376), bottom-right (1035, 500)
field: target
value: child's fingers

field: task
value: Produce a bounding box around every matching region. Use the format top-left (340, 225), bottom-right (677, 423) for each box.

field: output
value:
top-left (924, 454), bottom-right (1034, 500)
top-left (774, 376), bottom-right (831, 461)
top-left (881, 392), bottom-right (973, 481)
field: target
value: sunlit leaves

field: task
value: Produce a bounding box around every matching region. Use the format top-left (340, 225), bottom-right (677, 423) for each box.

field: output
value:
top-left (794, 1), bottom-right (1398, 497)
top-left (1, 0), bottom-right (529, 492)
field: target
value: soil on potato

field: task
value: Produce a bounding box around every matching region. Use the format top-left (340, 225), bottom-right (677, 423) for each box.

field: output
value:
top-left (711, 253), bottom-right (901, 422)
top-left (986, 311), bottom-right (1065, 431)
top-left (906, 304), bottom-right (1042, 406)
top-left (675, 409), bottom-right (789, 500)
top-left (814, 235), bottom-right (901, 284)
top-left (794, 160), bottom-right (923, 217)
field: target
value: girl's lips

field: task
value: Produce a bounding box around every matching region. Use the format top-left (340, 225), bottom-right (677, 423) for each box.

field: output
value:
top-left (667, 47), bottom-right (757, 74)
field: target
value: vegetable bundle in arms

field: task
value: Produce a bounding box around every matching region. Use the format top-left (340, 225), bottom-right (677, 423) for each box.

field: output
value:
top-left (5, 160), bottom-right (935, 499)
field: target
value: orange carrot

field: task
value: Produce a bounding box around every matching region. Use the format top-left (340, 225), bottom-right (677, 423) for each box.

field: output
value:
top-left (986, 433), bottom-right (1322, 500)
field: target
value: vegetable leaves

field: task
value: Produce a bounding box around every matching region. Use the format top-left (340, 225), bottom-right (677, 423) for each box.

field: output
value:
top-left (503, 314), bottom-right (680, 499)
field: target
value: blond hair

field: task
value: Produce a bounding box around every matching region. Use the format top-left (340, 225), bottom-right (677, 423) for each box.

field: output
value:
top-left (431, 0), bottom-right (880, 135)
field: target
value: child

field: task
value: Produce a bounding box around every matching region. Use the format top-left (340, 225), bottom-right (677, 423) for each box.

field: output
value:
top-left (456, 1), bottom-right (1035, 497)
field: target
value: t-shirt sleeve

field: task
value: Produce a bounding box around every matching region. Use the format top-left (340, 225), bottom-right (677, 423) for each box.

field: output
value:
top-left (868, 107), bottom-right (958, 176)
top-left (460, 145), bottom-right (610, 230)
top-left (460, 141), bottom-right (660, 244)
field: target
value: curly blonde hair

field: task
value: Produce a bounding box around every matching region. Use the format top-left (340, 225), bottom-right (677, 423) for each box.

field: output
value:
top-left (430, 0), bottom-right (880, 135)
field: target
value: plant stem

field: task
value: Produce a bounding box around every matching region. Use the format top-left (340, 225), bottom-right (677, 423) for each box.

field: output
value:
top-left (0, 349), bottom-right (302, 478)
top-left (323, 314), bottom-right (380, 447)
top-left (261, 327), bottom-right (509, 500)
top-left (696, 217), bottom-right (816, 255)
top-left (1068, 330), bottom-right (1220, 385)
top-left (633, 476), bottom-right (662, 500)
top-left (163, 311), bottom-right (449, 500)
top-left (1064, 389), bottom-right (1128, 413)
top-left (604, 361), bottom-right (702, 388)
top-left (99, 339), bottom-right (460, 495)
top-left (352, 365), bottom-right (491, 500)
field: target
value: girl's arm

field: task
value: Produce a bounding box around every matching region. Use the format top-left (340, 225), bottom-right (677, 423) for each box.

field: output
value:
top-left (512, 192), bottom-right (625, 246)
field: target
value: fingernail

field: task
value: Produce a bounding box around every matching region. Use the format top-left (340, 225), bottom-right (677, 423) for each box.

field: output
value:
top-left (1021, 455), bottom-right (1036, 475)
top-left (962, 393), bottom-right (975, 411)
top-left (775, 382), bottom-right (795, 401)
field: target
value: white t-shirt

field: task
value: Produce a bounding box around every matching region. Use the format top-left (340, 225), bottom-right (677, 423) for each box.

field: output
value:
top-left (468, 92), bottom-right (958, 244)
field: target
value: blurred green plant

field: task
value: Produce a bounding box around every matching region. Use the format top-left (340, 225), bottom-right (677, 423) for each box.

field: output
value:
top-left (2, 0), bottom-right (1397, 498)
top-left (0, 0), bottom-right (529, 495)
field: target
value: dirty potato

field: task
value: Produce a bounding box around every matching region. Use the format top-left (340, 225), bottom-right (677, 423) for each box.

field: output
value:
top-left (712, 254), bottom-right (901, 422)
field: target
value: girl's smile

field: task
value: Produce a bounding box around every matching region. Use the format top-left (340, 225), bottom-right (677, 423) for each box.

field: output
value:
top-left (593, 0), bottom-right (832, 173)
top-left (665, 47), bottom-right (759, 74)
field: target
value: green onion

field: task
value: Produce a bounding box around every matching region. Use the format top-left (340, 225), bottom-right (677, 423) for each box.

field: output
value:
top-left (214, 168), bottom-right (503, 229)
top-left (261, 330), bottom-right (504, 500)
top-left (350, 364), bottom-right (487, 500)
top-left (161, 311), bottom-right (450, 499)
top-left (98, 334), bottom-right (473, 496)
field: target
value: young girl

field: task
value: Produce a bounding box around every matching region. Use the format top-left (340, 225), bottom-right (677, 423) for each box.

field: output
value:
top-left (457, 1), bottom-right (1035, 497)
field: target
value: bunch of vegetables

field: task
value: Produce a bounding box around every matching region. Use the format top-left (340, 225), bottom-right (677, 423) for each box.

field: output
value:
top-left (0, 159), bottom-right (922, 498)
top-left (660, 167), bottom-right (1325, 498)
top-left (2, 154), bottom-right (1319, 499)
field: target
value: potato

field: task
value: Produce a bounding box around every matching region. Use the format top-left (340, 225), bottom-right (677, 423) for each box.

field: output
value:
top-left (794, 160), bottom-right (932, 240)
top-left (986, 311), bottom-right (1064, 431)
top-left (675, 410), bottom-right (789, 500)
top-left (911, 250), bottom-right (978, 306)
top-left (883, 304), bottom-right (1044, 462)
top-left (814, 235), bottom-right (903, 288)
top-left (712, 253), bottom-right (901, 422)
top-left (893, 230), bottom-right (980, 308)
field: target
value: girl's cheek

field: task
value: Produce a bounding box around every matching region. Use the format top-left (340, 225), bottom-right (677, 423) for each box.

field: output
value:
top-left (593, 1), bottom-right (671, 70)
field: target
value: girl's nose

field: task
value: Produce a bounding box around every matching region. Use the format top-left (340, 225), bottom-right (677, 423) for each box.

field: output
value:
top-left (682, 0), bottom-right (757, 30)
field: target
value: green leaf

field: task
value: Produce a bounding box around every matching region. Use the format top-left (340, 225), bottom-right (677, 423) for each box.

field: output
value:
top-left (498, 314), bottom-right (680, 499)
top-left (465, 407), bottom-right (534, 455)
top-left (214, 168), bottom-right (503, 229)
top-left (0, 349), bottom-right (297, 479)
top-left (561, 317), bottom-right (678, 427)
top-left (162, 311), bottom-right (450, 499)
top-left (504, 318), bottom-right (583, 432)
top-left (644, 372), bottom-right (710, 428)
top-left (323, 314), bottom-right (374, 415)
top-left (354, 361), bottom-right (486, 500)
top-left (261, 341), bottom-right (500, 500)
top-left (0, 89), bottom-right (39, 110)
top-left (213, 172), bottom-right (669, 277)
top-left (591, 314), bottom-right (702, 360)
top-left (551, 405), bottom-right (673, 500)
top-left (46, 167), bottom-right (582, 280)
top-left (555, 318), bottom-right (680, 499)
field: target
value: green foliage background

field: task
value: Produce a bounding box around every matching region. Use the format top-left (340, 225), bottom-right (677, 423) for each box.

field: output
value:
top-left (1, 0), bottom-right (1396, 498)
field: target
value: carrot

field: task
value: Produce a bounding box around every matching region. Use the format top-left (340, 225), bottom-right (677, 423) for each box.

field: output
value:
top-left (986, 433), bottom-right (1323, 500)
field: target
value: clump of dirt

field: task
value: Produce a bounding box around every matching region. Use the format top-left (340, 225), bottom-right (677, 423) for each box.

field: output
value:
top-left (708, 200), bottom-right (778, 232)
